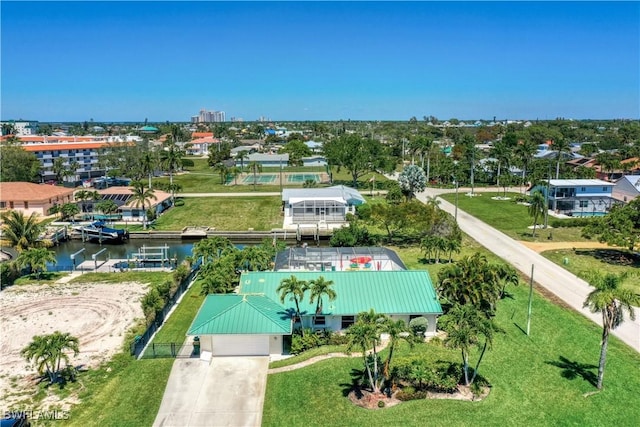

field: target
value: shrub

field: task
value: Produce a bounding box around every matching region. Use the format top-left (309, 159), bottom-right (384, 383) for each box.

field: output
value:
top-left (409, 317), bottom-right (428, 337)
top-left (549, 217), bottom-right (597, 228)
top-left (396, 386), bottom-right (427, 401)
top-left (377, 400), bottom-right (386, 408)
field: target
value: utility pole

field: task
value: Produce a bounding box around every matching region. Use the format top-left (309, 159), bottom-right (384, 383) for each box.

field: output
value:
top-left (526, 264), bottom-right (534, 336)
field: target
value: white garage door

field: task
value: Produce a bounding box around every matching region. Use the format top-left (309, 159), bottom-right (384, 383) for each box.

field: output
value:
top-left (211, 335), bottom-right (270, 356)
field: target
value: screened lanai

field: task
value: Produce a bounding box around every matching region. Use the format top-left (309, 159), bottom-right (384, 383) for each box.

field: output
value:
top-left (273, 247), bottom-right (407, 272)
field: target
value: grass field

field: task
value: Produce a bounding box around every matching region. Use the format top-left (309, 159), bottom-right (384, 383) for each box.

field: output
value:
top-left (151, 196), bottom-right (283, 231)
top-left (541, 248), bottom-right (640, 295)
top-left (439, 192), bottom-right (590, 242)
top-left (263, 273), bottom-right (640, 427)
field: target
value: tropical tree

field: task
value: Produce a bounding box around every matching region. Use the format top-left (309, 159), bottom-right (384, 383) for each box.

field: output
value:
top-left (213, 162), bottom-right (229, 185)
top-left (437, 252), bottom-right (510, 317)
top-left (582, 198), bottom-right (640, 251)
top-left (490, 140), bottom-right (512, 187)
top-left (129, 181), bottom-right (156, 230)
top-left (0, 145), bottom-right (40, 182)
top-left (159, 139), bottom-right (185, 204)
top-left (236, 150), bottom-right (249, 170)
top-left (551, 136), bottom-right (571, 179)
top-left (21, 332), bottom-right (81, 384)
top-left (322, 133), bottom-right (386, 187)
top-left (528, 190), bottom-right (546, 237)
top-left (248, 161), bottom-right (262, 191)
top-left (276, 275), bottom-right (308, 332)
top-left (581, 270), bottom-right (639, 389)
top-left (60, 203), bottom-right (80, 222)
top-left (442, 304), bottom-right (498, 386)
top-left (346, 310), bottom-right (386, 394)
top-left (141, 150), bottom-right (157, 189)
top-left (398, 164), bottom-right (427, 200)
top-left (0, 210), bottom-right (43, 251)
top-left (308, 276), bottom-right (336, 324)
top-left (16, 247), bottom-right (56, 278)
top-left (229, 166), bottom-right (242, 185)
top-left (94, 199), bottom-right (119, 216)
top-left (513, 138), bottom-right (537, 190)
top-left (381, 317), bottom-right (413, 381)
top-left (192, 236), bottom-right (235, 263)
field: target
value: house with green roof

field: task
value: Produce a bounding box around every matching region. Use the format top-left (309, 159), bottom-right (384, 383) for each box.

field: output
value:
top-left (187, 270), bottom-right (442, 356)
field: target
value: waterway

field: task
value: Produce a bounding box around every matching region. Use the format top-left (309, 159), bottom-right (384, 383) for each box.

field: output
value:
top-left (51, 239), bottom-right (196, 270)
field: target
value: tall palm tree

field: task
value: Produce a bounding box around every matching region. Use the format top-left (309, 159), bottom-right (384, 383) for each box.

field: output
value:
top-left (0, 210), bottom-right (43, 251)
top-left (528, 190), bottom-right (546, 238)
top-left (581, 270), bottom-right (639, 389)
top-left (60, 203), bottom-right (80, 222)
top-left (141, 150), bottom-right (156, 189)
top-left (308, 276), bottom-right (336, 324)
top-left (129, 181), bottom-right (156, 230)
top-left (159, 140), bottom-right (184, 205)
top-left (16, 247), bottom-right (57, 278)
top-left (276, 275), bottom-right (308, 332)
top-left (248, 161), bottom-right (262, 191)
top-left (490, 140), bottom-right (512, 187)
top-left (551, 137), bottom-right (571, 179)
top-left (229, 166), bottom-right (242, 186)
top-left (443, 304), bottom-right (497, 386)
top-left (21, 332), bottom-right (79, 383)
top-left (237, 150), bottom-right (249, 170)
top-left (346, 309), bottom-right (386, 394)
top-left (213, 162), bottom-right (229, 185)
top-left (513, 138), bottom-right (537, 191)
top-left (381, 317), bottom-right (412, 381)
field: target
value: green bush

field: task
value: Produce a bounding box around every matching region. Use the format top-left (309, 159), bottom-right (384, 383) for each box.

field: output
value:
top-left (549, 217), bottom-right (597, 228)
top-left (409, 316), bottom-right (428, 337)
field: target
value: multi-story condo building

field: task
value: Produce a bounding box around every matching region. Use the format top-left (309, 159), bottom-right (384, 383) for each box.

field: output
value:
top-left (191, 109), bottom-right (226, 123)
top-left (1, 120), bottom-right (39, 136)
top-left (23, 141), bottom-right (109, 181)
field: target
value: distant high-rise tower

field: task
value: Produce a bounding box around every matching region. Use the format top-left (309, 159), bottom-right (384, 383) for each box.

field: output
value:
top-left (192, 108), bottom-right (226, 123)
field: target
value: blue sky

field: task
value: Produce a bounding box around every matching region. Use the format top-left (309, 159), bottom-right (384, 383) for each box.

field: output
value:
top-left (1, 1), bottom-right (638, 122)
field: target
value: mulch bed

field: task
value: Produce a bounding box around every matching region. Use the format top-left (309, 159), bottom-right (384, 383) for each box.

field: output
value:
top-left (348, 384), bottom-right (490, 410)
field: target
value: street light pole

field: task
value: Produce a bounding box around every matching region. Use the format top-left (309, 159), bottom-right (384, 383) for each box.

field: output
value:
top-left (544, 160), bottom-right (551, 229)
top-left (455, 180), bottom-right (459, 222)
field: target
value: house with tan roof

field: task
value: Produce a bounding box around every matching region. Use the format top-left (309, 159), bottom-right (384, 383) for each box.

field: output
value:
top-left (96, 187), bottom-right (172, 222)
top-left (0, 182), bottom-right (74, 216)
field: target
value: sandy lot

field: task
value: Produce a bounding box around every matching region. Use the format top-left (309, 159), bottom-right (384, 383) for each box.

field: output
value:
top-left (0, 281), bottom-right (147, 407)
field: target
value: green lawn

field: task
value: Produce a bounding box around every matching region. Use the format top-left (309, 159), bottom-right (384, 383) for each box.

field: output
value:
top-left (143, 280), bottom-right (205, 356)
top-left (542, 248), bottom-right (640, 295)
top-left (68, 271), bottom-right (170, 287)
top-left (63, 355), bottom-right (174, 427)
top-left (152, 196), bottom-right (283, 231)
top-left (263, 274), bottom-right (640, 427)
top-left (439, 192), bottom-right (590, 242)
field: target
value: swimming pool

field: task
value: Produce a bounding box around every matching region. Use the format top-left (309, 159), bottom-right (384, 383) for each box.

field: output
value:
top-left (287, 173), bottom-right (321, 183)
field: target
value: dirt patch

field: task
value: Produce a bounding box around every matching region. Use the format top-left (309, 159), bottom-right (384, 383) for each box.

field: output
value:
top-left (0, 281), bottom-right (147, 408)
top-left (519, 241), bottom-right (614, 253)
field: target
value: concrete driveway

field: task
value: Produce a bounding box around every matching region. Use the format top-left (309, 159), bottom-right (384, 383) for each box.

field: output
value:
top-left (153, 356), bottom-right (269, 427)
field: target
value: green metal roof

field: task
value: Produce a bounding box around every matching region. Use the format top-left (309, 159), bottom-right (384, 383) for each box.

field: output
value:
top-left (188, 294), bottom-right (292, 335)
top-left (239, 271), bottom-right (442, 316)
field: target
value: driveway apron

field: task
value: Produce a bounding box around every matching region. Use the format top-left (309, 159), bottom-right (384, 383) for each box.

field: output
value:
top-left (154, 356), bottom-right (269, 427)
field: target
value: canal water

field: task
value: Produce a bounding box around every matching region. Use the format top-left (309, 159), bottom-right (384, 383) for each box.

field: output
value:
top-left (51, 239), bottom-right (197, 270)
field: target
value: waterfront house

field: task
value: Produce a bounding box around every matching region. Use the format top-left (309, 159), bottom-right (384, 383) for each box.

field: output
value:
top-left (0, 182), bottom-right (74, 217)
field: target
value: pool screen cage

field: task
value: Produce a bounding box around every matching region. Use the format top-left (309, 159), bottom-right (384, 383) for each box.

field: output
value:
top-left (273, 247), bottom-right (407, 271)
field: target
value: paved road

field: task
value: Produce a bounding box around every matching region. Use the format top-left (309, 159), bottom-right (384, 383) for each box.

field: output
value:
top-left (417, 186), bottom-right (640, 352)
top-left (153, 357), bottom-right (269, 427)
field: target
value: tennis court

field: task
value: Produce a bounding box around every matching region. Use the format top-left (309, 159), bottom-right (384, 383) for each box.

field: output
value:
top-left (242, 174), bottom-right (277, 184)
top-left (287, 173), bottom-right (322, 183)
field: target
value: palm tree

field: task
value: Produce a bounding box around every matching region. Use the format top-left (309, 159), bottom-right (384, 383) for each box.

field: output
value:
top-left (581, 270), bottom-right (639, 389)
top-left (16, 247), bottom-right (56, 278)
top-left (60, 203), bottom-right (80, 222)
top-left (0, 210), bottom-right (43, 251)
top-left (213, 162), bottom-right (229, 185)
top-left (248, 161), bottom-right (262, 191)
top-left (551, 137), bottom-right (571, 179)
top-left (513, 138), bottom-right (537, 191)
top-left (229, 166), bottom-right (242, 186)
top-left (490, 140), bottom-right (512, 187)
top-left (437, 252), bottom-right (505, 317)
top-left (193, 236), bottom-right (235, 263)
top-left (308, 276), bottom-right (336, 324)
top-left (237, 150), bottom-right (249, 170)
top-left (346, 309), bottom-right (386, 394)
top-left (159, 140), bottom-right (184, 205)
top-left (443, 304), bottom-right (497, 386)
top-left (129, 181), bottom-right (156, 230)
top-left (22, 332), bottom-right (79, 383)
top-left (381, 317), bottom-right (412, 381)
top-left (141, 150), bottom-right (156, 189)
top-left (276, 275), bottom-right (308, 332)
top-left (528, 190), bottom-right (546, 238)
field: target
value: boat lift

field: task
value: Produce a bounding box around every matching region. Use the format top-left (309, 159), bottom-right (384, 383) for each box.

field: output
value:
top-left (70, 248), bottom-right (86, 271)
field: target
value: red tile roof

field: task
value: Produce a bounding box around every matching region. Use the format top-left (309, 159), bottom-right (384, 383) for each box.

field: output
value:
top-left (22, 142), bottom-right (110, 152)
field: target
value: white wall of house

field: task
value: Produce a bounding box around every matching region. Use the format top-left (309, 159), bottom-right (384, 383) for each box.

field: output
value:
top-left (269, 335), bottom-right (283, 354)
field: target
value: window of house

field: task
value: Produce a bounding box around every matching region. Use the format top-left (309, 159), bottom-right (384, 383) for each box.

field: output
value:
top-left (315, 316), bottom-right (326, 326)
top-left (409, 314), bottom-right (422, 321)
top-left (9, 201), bottom-right (14, 209)
top-left (579, 200), bottom-right (589, 208)
top-left (603, 187), bottom-right (608, 191)
top-left (24, 201), bottom-right (29, 209)
top-left (0, 202), bottom-right (5, 209)
top-left (581, 187), bottom-right (586, 192)
top-left (341, 315), bottom-right (355, 329)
